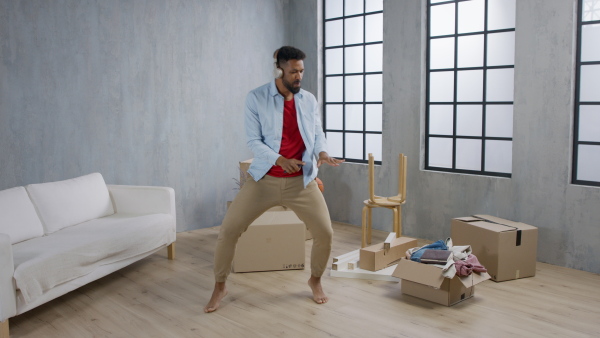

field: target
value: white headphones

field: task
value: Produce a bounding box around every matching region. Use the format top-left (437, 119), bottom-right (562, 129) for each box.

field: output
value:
top-left (273, 58), bottom-right (283, 79)
top-left (273, 49), bottom-right (283, 79)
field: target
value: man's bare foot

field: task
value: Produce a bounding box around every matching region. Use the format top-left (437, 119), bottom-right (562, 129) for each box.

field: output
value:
top-left (204, 282), bottom-right (228, 313)
top-left (308, 275), bottom-right (328, 304)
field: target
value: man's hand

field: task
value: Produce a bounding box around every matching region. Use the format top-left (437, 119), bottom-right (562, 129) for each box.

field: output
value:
top-left (317, 152), bottom-right (345, 168)
top-left (276, 156), bottom-right (306, 173)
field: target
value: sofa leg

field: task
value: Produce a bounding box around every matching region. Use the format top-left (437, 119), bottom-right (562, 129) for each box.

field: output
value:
top-left (167, 243), bottom-right (175, 260)
top-left (1, 319), bottom-right (8, 338)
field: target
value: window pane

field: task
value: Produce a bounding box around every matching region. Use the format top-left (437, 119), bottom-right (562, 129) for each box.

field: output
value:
top-left (365, 104), bottom-right (382, 132)
top-left (456, 105), bottom-right (482, 137)
top-left (325, 0), bottom-right (343, 19)
top-left (345, 75), bottom-right (364, 102)
top-left (579, 105), bottom-right (600, 142)
top-left (366, 134), bottom-right (382, 161)
top-left (365, 44), bottom-right (383, 72)
top-left (581, 24), bottom-right (600, 62)
top-left (457, 70), bottom-right (483, 102)
top-left (365, 13), bottom-right (383, 42)
top-left (458, 0), bottom-right (485, 34)
top-left (582, 0), bottom-right (600, 22)
top-left (325, 20), bottom-right (343, 47)
top-left (430, 3), bottom-right (455, 37)
top-left (487, 32), bottom-right (515, 66)
top-left (457, 34), bottom-right (484, 68)
top-left (345, 46), bottom-right (363, 73)
top-left (488, 0), bottom-right (516, 30)
top-left (327, 132), bottom-right (344, 158)
top-left (429, 137), bottom-right (453, 168)
top-left (577, 145), bottom-right (600, 181)
top-left (345, 0), bottom-right (363, 16)
top-left (430, 37), bottom-right (455, 69)
top-left (365, 74), bottom-right (382, 102)
top-left (486, 104), bottom-right (513, 138)
top-left (580, 65), bottom-right (600, 102)
top-left (326, 76), bottom-right (343, 102)
top-left (365, 0), bottom-right (383, 12)
top-left (456, 139), bottom-right (482, 171)
top-left (429, 105), bottom-right (454, 135)
top-left (326, 48), bottom-right (343, 75)
top-left (346, 133), bottom-right (364, 159)
top-left (345, 17), bottom-right (364, 45)
top-left (485, 140), bottom-right (512, 173)
top-left (326, 104), bottom-right (343, 130)
top-left (430, 71), bottom-right (454, 102)
top-left (345, 104), bottom-right (363, 131)
top-left (486, 68), bottom-right (514, 102)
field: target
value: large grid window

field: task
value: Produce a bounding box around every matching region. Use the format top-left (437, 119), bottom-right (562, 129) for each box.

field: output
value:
top-left (573, 0), bottom-right (600, 186)
top-left (425, 0), bottom-right (515, 177)
top-left (323, 0), bottom-right (383, 163)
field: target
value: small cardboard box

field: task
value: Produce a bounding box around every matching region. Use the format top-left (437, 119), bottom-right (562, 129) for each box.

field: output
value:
top-left (233, 211), bottom-right (305, 273)
top-left (392, 258), bottom-right (490, 306)
top-left (451, 215), bottom-right (538, 282)
top-left (239, 158), bottom-right (253, 189)
top-left (359, 236), bottom-right (418, 271)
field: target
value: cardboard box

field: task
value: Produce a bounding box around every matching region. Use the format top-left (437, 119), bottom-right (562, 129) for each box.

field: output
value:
top-left (233, 211), bottom-right (305, 273)
top-left (359, 236), bottom-right (418, 271)
top-left (392, 258), bottom-right (490, 306)
top-left (451, 215), bottom-right (538, 282)
top-left (226, 201), bottom-right (310, 239)
top-left (239, 158), bottom-right (253, 189)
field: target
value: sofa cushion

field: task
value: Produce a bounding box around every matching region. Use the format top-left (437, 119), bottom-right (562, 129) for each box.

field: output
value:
top-left (25, 173), bottom-right (115, 234)
top-left (12, 213), bottom-right (175, 304)
top-left (0, 187), bottom-right (45, 244)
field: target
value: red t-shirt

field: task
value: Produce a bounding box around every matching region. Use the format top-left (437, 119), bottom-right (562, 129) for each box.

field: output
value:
top-left (267, 98), bottom-right (306, 177)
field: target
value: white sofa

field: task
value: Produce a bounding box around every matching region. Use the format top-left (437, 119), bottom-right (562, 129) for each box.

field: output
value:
top-left (0, 173), bottom-right (176, 337)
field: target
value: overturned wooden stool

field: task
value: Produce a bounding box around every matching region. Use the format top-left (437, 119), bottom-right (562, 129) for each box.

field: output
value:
top-left (362, 153), bottom-right (407, 248)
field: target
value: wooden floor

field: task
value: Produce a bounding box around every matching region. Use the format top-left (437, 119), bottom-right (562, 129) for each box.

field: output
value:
top-left (8, 223), bottom-right (600, 338)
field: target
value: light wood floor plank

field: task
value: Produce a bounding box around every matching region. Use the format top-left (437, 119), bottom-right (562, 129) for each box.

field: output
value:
top-left (7, 222), bottom-right (600, 337)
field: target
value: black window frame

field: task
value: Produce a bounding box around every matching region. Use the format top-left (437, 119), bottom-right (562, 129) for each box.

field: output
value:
top-left (425, 0), bottom-right (514, 178)
top-left (572, 0), bottom-right (600, 187)
top-left (323, 0), bottom-right (384, 164)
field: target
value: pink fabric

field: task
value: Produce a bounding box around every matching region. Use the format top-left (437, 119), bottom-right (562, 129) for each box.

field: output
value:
top-left (454, 254), bottom-right (487, 277)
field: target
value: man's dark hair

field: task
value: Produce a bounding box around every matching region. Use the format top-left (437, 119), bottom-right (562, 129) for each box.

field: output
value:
top-left (274, 46), bottom-right (306, 66)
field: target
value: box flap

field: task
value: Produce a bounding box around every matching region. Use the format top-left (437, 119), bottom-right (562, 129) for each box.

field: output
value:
top-left (457, 271), bottom-right (491, 288)
top-left (454, 216), bottom-right (481, 222)
top-left (392, 259), bottom-right (445, 288)
top-left (251, 210), bottom-right (302, 226)
top-left (473, 215), bottom-right (538, 232)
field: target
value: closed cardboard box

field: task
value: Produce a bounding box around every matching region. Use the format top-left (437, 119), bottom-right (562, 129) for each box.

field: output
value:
top-left (451, 215), bottom-right (538, 282)
top-left (392, 258), bottom-right (490, 306)
top-left (239, 158), bottom-right (253, 189)
top-left (359, 236), bottom-right (418, 271)
top-left (233, 211), bottom-right (305, 273)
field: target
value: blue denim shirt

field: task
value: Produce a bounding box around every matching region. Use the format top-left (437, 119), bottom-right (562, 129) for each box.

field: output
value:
top-left (245, 80), bottom-right (328, 188)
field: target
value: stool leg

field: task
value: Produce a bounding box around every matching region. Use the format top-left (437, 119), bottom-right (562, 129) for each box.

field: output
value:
top-left (367, 207), bottom-right (373, 245)
top-left (398, 205), bottom-right (402, 237)
top-left (393, 207), bottom-right (399, 238)
top-left (362, 206), bottom-right (368, 248)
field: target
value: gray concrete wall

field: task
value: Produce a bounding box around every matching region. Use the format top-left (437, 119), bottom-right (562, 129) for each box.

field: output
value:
top-left (0, 0), bottom-right (288, 232)
top-left (316, 0), bottom-right (600, 274)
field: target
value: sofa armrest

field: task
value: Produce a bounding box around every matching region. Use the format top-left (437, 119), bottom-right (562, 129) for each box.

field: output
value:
top-left (0, 234), bottom-right (17, 322)
top-left (107, 185), bottom-right (176, 221)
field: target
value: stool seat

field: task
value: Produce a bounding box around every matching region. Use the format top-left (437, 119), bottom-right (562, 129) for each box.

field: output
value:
top-left (361, 154), bottom-right (408, 248)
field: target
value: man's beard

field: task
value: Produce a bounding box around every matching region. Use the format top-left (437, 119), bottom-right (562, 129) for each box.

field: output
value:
top-left (283, 78), bottom-right (301, 94)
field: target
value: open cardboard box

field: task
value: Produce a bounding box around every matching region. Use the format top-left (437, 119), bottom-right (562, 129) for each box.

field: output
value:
top-left (451, 215), bottom-right (538, 282)
top-left (233, 210), bottom-right (305, 273)
top-left (359, 236), bottom-right (417, 271)
top-left (393, 259), bottom-right (490, 306)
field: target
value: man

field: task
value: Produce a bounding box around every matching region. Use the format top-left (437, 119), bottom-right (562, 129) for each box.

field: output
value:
top-left (204, 46), bottom-right (344, 313)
